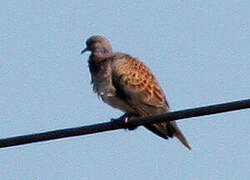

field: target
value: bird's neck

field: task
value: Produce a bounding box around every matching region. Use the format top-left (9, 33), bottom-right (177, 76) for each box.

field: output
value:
top-left (88, 53), bottom-right (111, 74)
top-left (90, 50), bottom-right (113, 62)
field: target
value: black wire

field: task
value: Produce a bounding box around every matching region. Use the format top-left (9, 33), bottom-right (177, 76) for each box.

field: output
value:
top-left (0, 99), bottom-right (249, 149)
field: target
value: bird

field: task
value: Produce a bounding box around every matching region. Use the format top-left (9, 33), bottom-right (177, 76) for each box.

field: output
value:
top-left (81, 35), bottom-right (191, 150)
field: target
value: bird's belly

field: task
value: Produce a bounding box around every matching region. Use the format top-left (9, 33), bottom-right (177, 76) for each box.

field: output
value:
top-left (101, 94), bottom-right (135, 113)
top-left (92, 75), bottom-right (135, 113)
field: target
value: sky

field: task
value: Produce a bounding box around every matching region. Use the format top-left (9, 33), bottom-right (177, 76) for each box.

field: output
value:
top-left (0, 1), bottom-right (249, 179)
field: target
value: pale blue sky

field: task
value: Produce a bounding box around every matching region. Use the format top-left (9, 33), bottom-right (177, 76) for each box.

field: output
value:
top-left (0, 1), bottom-right (249, 180)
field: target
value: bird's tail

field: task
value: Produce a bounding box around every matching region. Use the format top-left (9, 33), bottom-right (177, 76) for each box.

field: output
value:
top-left (144, 121), bottom-right (191, 150)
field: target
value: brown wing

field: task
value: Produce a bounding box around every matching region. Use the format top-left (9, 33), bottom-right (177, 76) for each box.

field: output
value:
top-left (111, 54), bottom-right (191, 150)
top-left (111, 54), bottom-right (172, 138)
top-left (111, 53), bottom-right (168, 116)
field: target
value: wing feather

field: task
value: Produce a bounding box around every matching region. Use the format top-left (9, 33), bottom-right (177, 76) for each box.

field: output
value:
top-left (111, 54), bottom-right (168, 115)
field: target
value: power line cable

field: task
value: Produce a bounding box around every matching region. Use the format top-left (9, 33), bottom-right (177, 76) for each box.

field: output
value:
top-left (0, 99), bottom-right (249, 149)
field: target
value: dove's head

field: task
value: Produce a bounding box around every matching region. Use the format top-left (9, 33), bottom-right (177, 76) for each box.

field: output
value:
top-left (81, 35), bottom-right (113, 56)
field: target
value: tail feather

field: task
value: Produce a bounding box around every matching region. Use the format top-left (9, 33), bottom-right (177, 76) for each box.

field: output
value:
top-left (144, 121), bottom-right (191, 150)
top-left (170, 121), bottom-right (191, 150)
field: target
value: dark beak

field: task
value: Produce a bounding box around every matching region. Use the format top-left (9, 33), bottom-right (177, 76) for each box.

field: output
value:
top-left (80, 47), bottom-right (88, 54)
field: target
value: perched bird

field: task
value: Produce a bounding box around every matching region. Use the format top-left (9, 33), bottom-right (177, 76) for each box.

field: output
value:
top-left (81, 35), bottom-right (191, 150)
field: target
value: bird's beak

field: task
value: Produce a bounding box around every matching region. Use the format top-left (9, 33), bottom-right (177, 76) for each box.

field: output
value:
top-left (81, 47), bottom-right (88, 54)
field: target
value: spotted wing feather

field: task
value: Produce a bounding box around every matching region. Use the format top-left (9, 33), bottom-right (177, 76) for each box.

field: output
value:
top-left (111, 54), bottom-right (191, 150)
top-left (111, 54), bottom-right (168, 114)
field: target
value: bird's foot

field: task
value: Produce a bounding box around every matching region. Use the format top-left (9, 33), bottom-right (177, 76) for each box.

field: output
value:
top-left (111, 113), bottom-right (138, 130)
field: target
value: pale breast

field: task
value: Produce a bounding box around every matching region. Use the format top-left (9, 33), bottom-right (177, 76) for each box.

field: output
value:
top-left (92, 70), bottom-right (135, 113)
top-left (101, 94), bottom-right (135, 113)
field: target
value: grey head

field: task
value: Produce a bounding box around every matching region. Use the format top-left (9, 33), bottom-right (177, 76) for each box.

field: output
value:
top-left (81, 35), bottom-right (113, 56)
